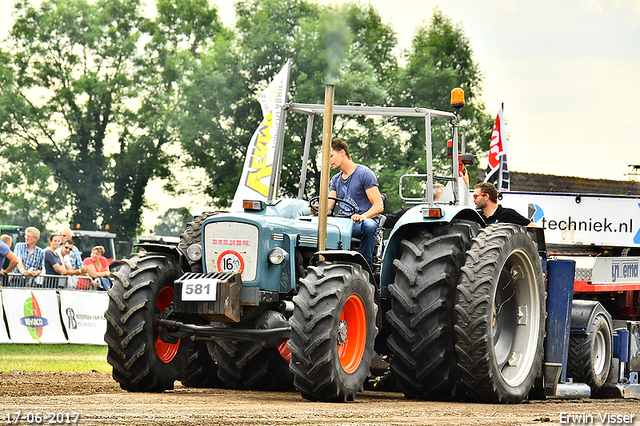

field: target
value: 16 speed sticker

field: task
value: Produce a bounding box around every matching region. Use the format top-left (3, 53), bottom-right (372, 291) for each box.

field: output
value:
top-left (217, 250), bottom-right (245, 274)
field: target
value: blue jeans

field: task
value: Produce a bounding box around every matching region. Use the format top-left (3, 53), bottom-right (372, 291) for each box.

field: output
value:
top-left (352, 219), bottom-right (378, 267)
top-left (96, 276), bottom-right (112, 291)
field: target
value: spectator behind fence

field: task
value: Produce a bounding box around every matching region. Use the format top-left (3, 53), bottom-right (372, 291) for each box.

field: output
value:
top-left (43, 234), bottom-right (63, 288)
top-left (15, 227), bottom-right (44, 278)
top-left (83, 245), bottom-right (112, 291)
top-left (0, 234), bottom-right (18, 277)
top-left (56, 239), bottom-right (88, 276)
top-left (60, 228), bottom-right (83, 270)
top-left (45, 235), bottom-right (88, 289)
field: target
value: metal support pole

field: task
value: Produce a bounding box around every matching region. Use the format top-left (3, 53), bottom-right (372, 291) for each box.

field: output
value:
top-left (424, 113), bottom-right (434, 204)
top-left (297, 114), bottom-right (315, 199)
top-left (268, 105), bottom-right (288, 202)
top-left (451, 114), bottom-right (459, 203)
top-left (318, 85), bottom-right (334, 252)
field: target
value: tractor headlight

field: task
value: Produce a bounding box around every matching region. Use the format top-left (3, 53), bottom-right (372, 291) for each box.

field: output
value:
top-left (268, 247), bottom-right (287, 265)
top-left (186, 244), bottom-right (202, 262)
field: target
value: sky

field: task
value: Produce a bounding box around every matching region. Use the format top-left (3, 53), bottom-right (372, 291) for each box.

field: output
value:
top-left (2, 0), bottom-right (640, 230)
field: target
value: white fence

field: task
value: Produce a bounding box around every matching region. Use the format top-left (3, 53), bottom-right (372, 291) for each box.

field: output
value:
top-left (0, 272), bottom-right (99, 290)
top-left (0, 273), bottom-right (108, 345)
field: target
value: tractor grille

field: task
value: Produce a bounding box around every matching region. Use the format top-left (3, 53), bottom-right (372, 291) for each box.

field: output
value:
top-left (203, 221), bottom-right (259, 282)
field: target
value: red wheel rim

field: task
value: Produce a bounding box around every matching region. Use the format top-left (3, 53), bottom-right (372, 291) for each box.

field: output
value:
top-left (338, 294), bottom-right (367, 373)
top-left (155, 286), bottom-right (180, 363)
top-left (278, 340), bottom-right (292, 363)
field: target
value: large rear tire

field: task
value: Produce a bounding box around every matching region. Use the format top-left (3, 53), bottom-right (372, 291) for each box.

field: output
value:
top-left (179, 211), bottom-right (218, 272)
top-left (104, 253), bottom-right (189, 392)
top-left (212, 339), bottom-right (294, 391)
top-left (454, 224), bottom-right (545, 403)
top-left (289, 262), bottom-right (378, 402)
top-left (386, 221), bottom-right (479, 400)
top-left (567, 314), bottom-right (612, 391)
top-left (180, 341), bottom-right (225, 389)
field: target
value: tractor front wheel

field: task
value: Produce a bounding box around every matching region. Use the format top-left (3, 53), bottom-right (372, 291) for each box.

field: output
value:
top-left (105, 253), bottom-right (189, 392)
top-left (289, 262), bottom-right (378, 402)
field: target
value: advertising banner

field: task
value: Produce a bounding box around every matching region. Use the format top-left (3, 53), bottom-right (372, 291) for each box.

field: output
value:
top-left (58, 290), bottom-right (108, 345)
top-left (0, 291), bottom-right (10, 343)
top-left (1, 289), bottom-right (67, 344)
top-left (500, 192), bottom-right (640, 248)
top-left (231, 61), bottom-right (291, 211)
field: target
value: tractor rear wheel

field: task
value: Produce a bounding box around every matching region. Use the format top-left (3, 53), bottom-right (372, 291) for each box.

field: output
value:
top-left (386, 220), bottom-right (478, 400)
top-left (179, 211), bottom-right (218, 272)
top-left (104, 253), bottom-right (189, 392)
top-left (211, 339), bottom-right (294, 391)
top-left (289, 261), bottom-right (378, 402)
top-left (180, 341), bottom-right (225, 388)
top-left (454, 224), bottom-right (545, 403)
top-left (567, 314), bottom-right (612, 391)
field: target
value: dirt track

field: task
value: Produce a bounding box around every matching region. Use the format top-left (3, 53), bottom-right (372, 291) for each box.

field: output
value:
top-left (1, 371), bottom-right (640, 425)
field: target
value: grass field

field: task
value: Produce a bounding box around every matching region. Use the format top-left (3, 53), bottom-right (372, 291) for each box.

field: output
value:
top-left (0, 344), bottom-right (110, 372)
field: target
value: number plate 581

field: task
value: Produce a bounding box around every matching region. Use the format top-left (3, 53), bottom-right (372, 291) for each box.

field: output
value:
top-left (181, 278), bottom-right (218, 301)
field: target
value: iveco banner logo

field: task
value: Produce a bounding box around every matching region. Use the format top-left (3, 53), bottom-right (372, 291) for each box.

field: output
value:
top-left (612, 260), bottom-right (639, 283)
top-left (19, 291), bottom-right (49, 342)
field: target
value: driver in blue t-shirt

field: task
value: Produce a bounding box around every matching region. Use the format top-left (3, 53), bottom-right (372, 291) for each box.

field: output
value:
top-left (326, 138), bottom-right (384, 267)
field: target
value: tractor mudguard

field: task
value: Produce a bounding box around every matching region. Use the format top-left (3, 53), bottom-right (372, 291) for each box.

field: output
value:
top-left (135, 243), bottom-right (189, 272)
top-left (379, 205), bottom-right (483, 296)
top-left (310, 250), bottom-right (380, 331)
top-left (570, 300), bottom-right (612, 335)
top-left (311, 250), bottom-right (374, 282)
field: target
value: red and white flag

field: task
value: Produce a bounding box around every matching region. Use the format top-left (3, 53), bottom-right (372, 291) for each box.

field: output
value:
top-left (484, 105), bottom-right (510, 191)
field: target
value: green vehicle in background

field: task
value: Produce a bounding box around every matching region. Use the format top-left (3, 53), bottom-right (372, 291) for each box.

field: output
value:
top-left (0, 226), bottom-right (24, 249)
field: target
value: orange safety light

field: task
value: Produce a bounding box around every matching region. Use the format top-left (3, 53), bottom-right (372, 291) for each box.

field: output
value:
top-left (450, 88), bottom-right (465, 108)
top-left (243, 200), bottom-right (265, 211)
top-left (422, 207), bottom-right (443, 219)
top-left (105, 224), bottom-right (110, 230)
top-left (75, 223), bottom-right (81, 229)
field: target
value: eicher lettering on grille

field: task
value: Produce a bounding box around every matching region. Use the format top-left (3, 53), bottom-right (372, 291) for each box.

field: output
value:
top-left (559, 412), bottom-right (635, 424)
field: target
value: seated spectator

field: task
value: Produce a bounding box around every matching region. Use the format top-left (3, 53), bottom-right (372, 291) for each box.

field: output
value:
top-left (46, 235), bottom-right (88, 289)
top-left (0, 234), bottom-right (19, 281)
top-left (14, 227), bottom-right (45, 280)
top-left (60, 228), bottom-right (83, 270)
top-left (83, 245), bottom-right (112, 291)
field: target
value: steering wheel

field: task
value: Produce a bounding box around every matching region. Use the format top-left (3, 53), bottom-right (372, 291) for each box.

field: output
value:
top-left (309, 196), bottom-right (357, 218)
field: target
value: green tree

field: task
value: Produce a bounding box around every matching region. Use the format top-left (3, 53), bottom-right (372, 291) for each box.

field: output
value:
top-left (391, 9), bottom-right (493, 202)
top-left (0, 0), bottom-right (225, 239)
top-left (179, 3), bottom-right (490, 212)
top-left (179, 0), bottom-right (398, 206)
top-left (153, 207), bottom-right (192, 236)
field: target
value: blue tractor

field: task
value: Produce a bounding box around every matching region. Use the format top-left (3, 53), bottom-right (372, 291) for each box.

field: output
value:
top-left (105, 89), bottom-right (546, 403)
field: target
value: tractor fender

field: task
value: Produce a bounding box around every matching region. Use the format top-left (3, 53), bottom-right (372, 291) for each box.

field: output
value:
top-left (379, 207), bottom-right (484, 296)
top-left (134, 243), bottom-right (189, 273)
top-left (311, 250), bottom-right (374, 285)
top-left (310, 250), bottom-right (380, 330)
top-left (570, 300), bottom-right (612, 336)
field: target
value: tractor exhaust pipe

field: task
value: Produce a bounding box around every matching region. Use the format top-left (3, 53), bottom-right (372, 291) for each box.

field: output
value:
top-left (318, 84), bottom-right (335, 253)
